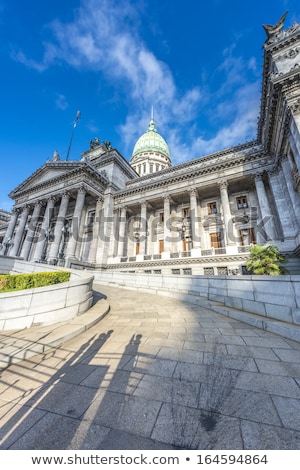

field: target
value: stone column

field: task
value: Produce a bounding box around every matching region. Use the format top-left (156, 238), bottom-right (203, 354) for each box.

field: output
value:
top-left (33, 197), bottom-right (56, 262)
top-left (281, 155), bottom-right (300, 227)
top-left (254, 173), bottom-right (277, 242)
top-left (48, 192), bottom-right (70, 263)
top-left (268, 169), bottom-right (296, 238)
top-left (139, 201), bottom-right (147, 256)
top-left (0, 208), bottom-right (19, 255)
top-left (218, 180), bottom-right (235, 246)
top-left (9, 205), bottom-right (30, 257)
top-left (96, 185), bottom-right (114, 265)
top-left (21, 201), bottom-right (43, 260)
top-left (163, 194), bottom-right (171, 255)
top-left (66, 187), bottom-right (86, 260)
top-left (88, 197), bottom-right (103, 263)
top-left (189, 188), bottom-right (201, 249)
top-left (117, 206), bottom-right (127, 257)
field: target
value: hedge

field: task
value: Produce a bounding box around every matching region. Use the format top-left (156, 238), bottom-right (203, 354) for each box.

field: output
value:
top-left (0, 271), bottom-right (71, 293)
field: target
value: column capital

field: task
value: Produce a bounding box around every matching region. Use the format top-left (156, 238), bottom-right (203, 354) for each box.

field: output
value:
top-left (218, 180), bottom-right (228, 190)
top-left (34, 199), bottom-right (46, 208)
top-left (77, 185), bottom-right (87, 194)
top-left (13, 206), bottom-right (22, 215)
top-left (253, 172), bottom-right (264, 182)
top-left (22, 204), bottom-right (31, 213)
top-left (189, 187), bottom-right (198, 196)
top-left (267, 167), bottom-right (279, 177)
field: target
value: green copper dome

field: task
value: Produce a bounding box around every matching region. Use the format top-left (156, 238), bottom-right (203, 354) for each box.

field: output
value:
top-left (131, 119), bottom-right (170, 159)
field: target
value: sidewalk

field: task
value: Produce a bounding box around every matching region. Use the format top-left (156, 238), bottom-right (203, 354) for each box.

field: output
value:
top-left (0, 283), bottom-right (300, 449)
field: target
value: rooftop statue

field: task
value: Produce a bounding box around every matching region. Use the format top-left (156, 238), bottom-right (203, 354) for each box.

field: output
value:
top-left (90, 137), bottom-right (101, 149)
top-left (263, 11), bottom-right (288, 38)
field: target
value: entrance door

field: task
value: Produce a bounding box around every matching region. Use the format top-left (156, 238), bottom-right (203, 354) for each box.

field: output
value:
top-left (159, 239), bottom-right (164, 253)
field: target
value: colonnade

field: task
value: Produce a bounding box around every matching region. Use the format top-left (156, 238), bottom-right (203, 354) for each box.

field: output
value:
top-left (1, 159), bottom-right (298, 264)
top-left (0, 186), bottom-right (98, 264)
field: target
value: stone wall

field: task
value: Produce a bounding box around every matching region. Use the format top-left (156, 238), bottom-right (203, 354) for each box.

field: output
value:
top-left (0, 257), bottom-right (94, 330)
top-left (91, 271), bottom-right (300, 341)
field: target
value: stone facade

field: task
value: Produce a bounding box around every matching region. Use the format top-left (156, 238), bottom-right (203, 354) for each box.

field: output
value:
top-left (2, 18), bottom-right (300, 275)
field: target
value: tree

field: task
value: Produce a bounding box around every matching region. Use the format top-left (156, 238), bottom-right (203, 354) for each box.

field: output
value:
top-left (246, 244), bottom-right (287, 275)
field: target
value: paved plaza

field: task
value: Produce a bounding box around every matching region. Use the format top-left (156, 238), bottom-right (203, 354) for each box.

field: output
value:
top-left (0, 283), bottom-right (300, 450)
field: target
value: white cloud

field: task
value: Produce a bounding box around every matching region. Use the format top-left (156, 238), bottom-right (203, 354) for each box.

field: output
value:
top-left (11, 0), bottom-right (260, 163)
top-left (55, 93), bottom-right (69, 111)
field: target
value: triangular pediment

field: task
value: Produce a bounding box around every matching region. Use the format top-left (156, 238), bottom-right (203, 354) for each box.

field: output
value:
top-left (9, 161), bottom-right (82, 197)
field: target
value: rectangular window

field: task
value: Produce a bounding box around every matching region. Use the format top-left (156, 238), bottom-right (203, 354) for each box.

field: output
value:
top-left (208, 202), bottom-right (217, 214)
top-left (159, 239), bottom-right (164, 253)
top-left (236, 196), bottom-right (248, 209)
top-left (239, 228), bottom-right (256, 246)
top-left (172, 269), bottom-right (181, 275)
top-left (87, 211), bottom-right (95, 225)
top-left (183, 268), bottom-right (192, 275)
top-left (135, 242), bottom-right (140, 255)
top-left (182, 207), bottom-right (190, 218)
top-left (159, 212), bottom-right (164, 223)
top-left (210, 232), bottom-right (221, 248)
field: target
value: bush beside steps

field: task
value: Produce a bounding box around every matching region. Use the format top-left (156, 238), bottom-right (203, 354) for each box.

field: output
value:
top-left (0, 271), bottom-right (71, 292)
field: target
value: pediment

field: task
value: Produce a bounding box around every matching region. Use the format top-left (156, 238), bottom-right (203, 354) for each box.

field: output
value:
top-left (9, 162), bottom-right (81, 197)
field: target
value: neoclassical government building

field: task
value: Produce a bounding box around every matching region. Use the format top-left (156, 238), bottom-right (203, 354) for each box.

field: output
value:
top-left (1, 15), bottom-right (300, 276)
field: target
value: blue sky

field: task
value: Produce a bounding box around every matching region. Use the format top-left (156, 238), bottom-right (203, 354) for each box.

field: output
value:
top-left (1, 0), bottom-right (299, 211)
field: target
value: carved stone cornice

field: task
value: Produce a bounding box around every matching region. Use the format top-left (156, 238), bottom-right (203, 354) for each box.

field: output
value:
top-left (119, 148), bottom-right (264, 199)
top-left (102, 253), bottom-right (251, 270)
top-left (9, 163), bottom-right (108, 201)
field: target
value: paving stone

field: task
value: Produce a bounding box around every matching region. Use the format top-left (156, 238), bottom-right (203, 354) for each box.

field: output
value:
top-left (226, 344), bottom-right (280, 360)
top-left (9, 412), bottom-right (111, 450)
top-left (220, 389), bottom-right (281, 426)
top-left (272, 396), bottom-right (300, 431)
top-left (1, 283), bottom-right (300, 450)
top-left (255, 359), bottom-right (300, 378)
top-left (241, 421), bottom-right (300, 450)
top-left (151, 403), bottom-right (243, 449)
top-left (25, 381), bottom-right (98, 418)
top-left (0, 400), bottom-right (47, 449)
top-left (235, 371), bottom-right (300, 398)
top-left (87, 390), bottom-right (162, 438)
top-left (133, 374), bottom-right (200, 407)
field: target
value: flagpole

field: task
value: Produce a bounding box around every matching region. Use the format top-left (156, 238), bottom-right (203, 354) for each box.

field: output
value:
top-left (66, 110), bottom-right (81, 161)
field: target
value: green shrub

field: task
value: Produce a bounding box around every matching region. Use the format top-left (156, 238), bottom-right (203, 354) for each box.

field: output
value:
top-left (246, 244), bottom-right (287, 275)
top-left (0, 275), bottom-right (8, 290)
top-left (0, 271), bottom-right (71, 292)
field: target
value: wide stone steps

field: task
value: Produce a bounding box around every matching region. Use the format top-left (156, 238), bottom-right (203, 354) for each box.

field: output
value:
top-left (201, 299), bottom-right (300, 343)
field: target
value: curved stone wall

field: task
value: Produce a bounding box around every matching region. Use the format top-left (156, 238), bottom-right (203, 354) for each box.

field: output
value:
top-left (0, 257), bottom-right (94, 330)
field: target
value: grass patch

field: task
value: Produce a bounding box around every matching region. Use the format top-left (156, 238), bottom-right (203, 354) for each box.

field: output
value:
top-left (0, 271), bottom-right (71, 293)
